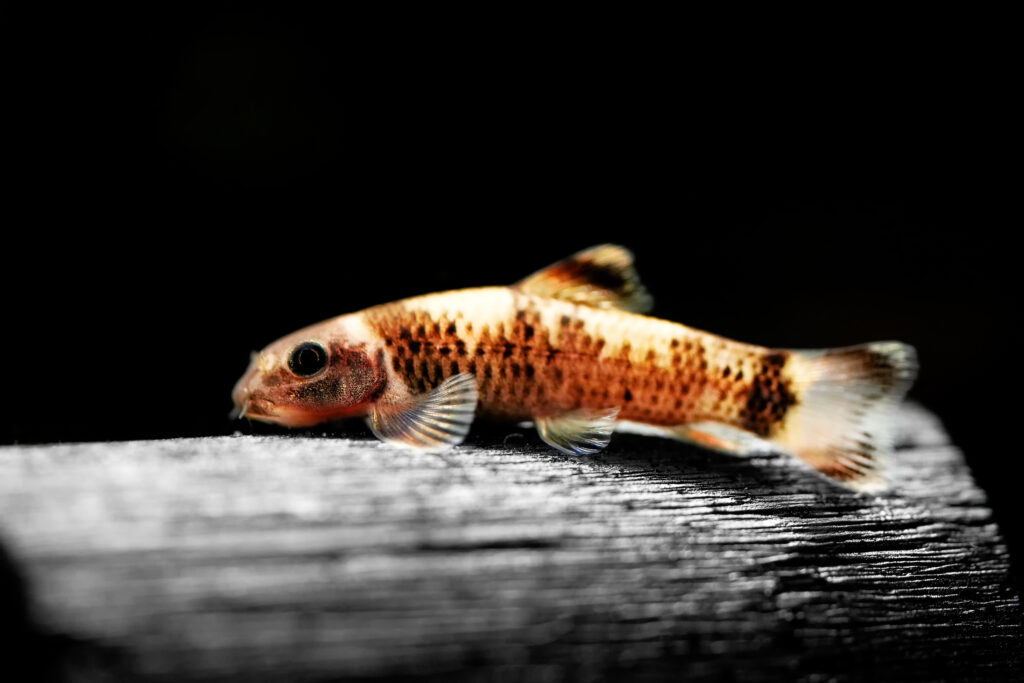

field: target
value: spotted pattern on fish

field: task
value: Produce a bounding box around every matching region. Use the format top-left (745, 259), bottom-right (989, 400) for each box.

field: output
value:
top-left (365, 288), bottom-right (798, 435)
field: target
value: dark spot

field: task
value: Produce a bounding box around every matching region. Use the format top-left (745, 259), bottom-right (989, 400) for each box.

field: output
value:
top-left (571, 260), bottom-right (627, 291)
top-left (525, 364), bottom-right (535, 378)
top-left (524, 325), bottom-right (534, 341)
top-left (385, 338), bottom-right (393, 346)
top-left (515, 310), bottom-right (526, 321)
top-left (723, 366), bottom-right (731, 377)
top-left (623, 388), bottom-right (633, 402)
top-left (404, 358), bottom-right (415, 374)
top-left (684, 341), bottom-right (692, 351)
top-left (741, 354), bottom-right (797, 436)
top-left (554, 368), bottom-right (563, 381)
top-left (736, 370), bottom-right (744, 381)
top-left (671, 338), bottom-right (680, 348)
top-left (439, 347), bottom-right (451, 356)
top-left (432, 323), bottom-right (441, 335)
top-left (468, 361), bottom-right (477, 374)
top-left (510, 363), bottom-right (520, 378)
top-left (451, 361), bottom-right (460, 375)
top-left (456, 340), bottom-right (467, 355)
top-left (416, 325), bottom-right (426, 337)
top-left (503, 343), bottom-right (515, 358)
top-left (392, 357), bottom-right (401, 371)
top-left (419, 359), bottom-right (430, 379)
top-left (446, 322), bottom-right (457, 335)
top-left (408, 340), bottom-right (421, 354)
top-left (484, 365), bottom-right (493, 379)
top-left (560, 315), bottom-right (571, 327)
top-left (399, 327), bottom-right (411, 340)
top-left (476, 347), bottom-right (486, 356)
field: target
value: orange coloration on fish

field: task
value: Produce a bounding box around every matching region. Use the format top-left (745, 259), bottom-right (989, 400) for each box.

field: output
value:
top-left (232, 245), bottom-right (917, 491)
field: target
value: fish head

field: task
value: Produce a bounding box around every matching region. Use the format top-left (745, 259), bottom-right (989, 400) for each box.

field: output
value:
top-left (231, 318), bottom-right (385, 428)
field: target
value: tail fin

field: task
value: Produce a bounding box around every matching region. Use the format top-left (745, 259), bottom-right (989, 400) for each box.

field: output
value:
top-left (772, 342), bottom-right (918, 491)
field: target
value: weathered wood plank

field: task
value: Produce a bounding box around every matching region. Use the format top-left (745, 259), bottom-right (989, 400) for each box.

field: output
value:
top-left (0, 405), bottom-right (1020, 681)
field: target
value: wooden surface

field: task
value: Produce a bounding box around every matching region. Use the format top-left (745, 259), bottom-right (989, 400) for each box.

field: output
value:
top-left (0, 405), bottom-right (1020, 682)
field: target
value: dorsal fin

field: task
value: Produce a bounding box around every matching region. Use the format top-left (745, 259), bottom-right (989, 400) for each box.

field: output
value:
top-left (514, 244), bottom-right (653, 313)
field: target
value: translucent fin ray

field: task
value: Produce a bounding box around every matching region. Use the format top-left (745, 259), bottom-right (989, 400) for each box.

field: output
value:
top-left (515, 244), bottom-right (653, 313)
top-left (672, 421), bottom-right (774, 455)
top-left (535, 407), bottom-right (620, 455)
top-left (368, 373), bottom-right (479, 451)
top-left (773, 342), bottom-right (918, 491)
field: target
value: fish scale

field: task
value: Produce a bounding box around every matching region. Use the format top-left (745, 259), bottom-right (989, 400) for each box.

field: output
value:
top-left (364, 288), bottom-right (791, 435)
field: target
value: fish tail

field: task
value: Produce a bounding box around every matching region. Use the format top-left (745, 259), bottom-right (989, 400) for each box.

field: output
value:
top-left (771, 342), bottom-right (918, 491)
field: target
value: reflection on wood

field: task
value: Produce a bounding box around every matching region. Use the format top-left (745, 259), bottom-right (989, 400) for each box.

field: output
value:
top-left (0, 405), bottom-right (1020, 681)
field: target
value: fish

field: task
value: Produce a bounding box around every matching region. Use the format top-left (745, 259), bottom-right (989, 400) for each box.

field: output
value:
top-left (232, 245), bottom-right (917, 490)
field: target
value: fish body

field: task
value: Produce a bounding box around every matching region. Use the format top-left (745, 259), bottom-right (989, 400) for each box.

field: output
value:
top-left (232, 246), bottom-right (917, 490)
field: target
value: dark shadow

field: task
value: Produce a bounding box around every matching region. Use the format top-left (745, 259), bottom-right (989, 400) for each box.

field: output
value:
top-left (0, 537), bottom-right (131, 682)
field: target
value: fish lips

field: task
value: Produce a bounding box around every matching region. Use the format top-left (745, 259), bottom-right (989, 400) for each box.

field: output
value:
top-left (231, 392), bottom-right (349, 428)
top-left (236, 396), bottom-right (277, 420)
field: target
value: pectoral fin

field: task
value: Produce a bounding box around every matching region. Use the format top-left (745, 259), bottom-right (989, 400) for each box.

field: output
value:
top-left (367, 373), bottom-right (479, 450)
top-left (515, 244), bottom-right (653, 313)
top-left (535, 407), bottom-right (620, 455)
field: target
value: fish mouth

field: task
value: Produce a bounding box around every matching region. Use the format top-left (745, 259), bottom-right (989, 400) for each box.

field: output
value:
top-left (237, 397), bottom-right (277, 419)
top-left (232, 396), bottom-right (330, 428)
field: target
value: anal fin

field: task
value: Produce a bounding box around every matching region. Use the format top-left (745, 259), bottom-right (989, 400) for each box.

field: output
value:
top-left (536, 407), bottom-right (620, 455)
top-left (670, 421), bottom-right (774, 456)
top-left (367, 373), bottom-right (479, 451)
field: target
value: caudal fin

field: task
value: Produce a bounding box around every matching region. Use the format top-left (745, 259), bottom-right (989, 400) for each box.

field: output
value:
top-left (772, 342), bottom-right (918, 491)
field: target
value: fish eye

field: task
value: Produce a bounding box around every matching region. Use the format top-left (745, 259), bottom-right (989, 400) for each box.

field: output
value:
top-left (288, 341), bottom-right (329, 377)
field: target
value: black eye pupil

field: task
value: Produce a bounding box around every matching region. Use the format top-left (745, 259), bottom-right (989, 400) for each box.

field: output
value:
top-left (289, 342), bottom-right (328, 377)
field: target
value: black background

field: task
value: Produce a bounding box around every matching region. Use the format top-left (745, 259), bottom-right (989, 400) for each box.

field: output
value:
top-left (4, 9), bottom-right (1018, 580)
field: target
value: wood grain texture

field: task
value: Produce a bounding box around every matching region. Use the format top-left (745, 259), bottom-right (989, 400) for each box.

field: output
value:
top-left (0, 405), bottom-right (1020, 682)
